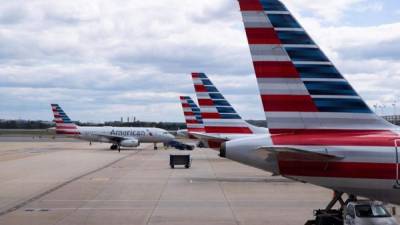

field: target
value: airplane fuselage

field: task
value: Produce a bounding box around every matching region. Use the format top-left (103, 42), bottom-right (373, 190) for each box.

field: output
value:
top-left (72, 126), bottom-right (174, 144)
top-left (223, 128), bottom-right (400, 204)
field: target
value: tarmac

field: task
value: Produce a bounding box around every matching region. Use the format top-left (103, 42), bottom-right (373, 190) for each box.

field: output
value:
top-left (0, 139), bottom-right (398, 225)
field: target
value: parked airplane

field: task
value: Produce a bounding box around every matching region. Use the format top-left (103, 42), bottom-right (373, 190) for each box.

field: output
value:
top-left (177, 96), bottom-right (205, 138)
top-left (220, 0), bottom-right (400, 205)
top-left (189, 72), bottom-right (268, 148)
top-left (51, 104), bottom-right (175, 150)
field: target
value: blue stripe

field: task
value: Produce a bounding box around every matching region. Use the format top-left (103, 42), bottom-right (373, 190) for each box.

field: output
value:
top-left (314, 98), bottom-right (372, 113)
top-left (213, 100), bottom-right (231, 106)
top-left (205, 86), bottom-right (218, 92)
top-left (277, 31), bottom-right (314, 45)
top-left (267, 14), bottom-right (300, 28)
top-left (201, 79), bottom-right (213, 85)
top-left (220, 114), bottom-right (242, 119)
top-left (260, 0), bottom-right (287, 11)
top-left (217, 107), bottom-right (237, 113)
top-left (295, 64), bottom-right (343, 79)
top-left (304, 81), bottom-right (357, 96)
top-left (285, 47), bottom-right (329, 62)
top-left (197, 73), bottom-right (207, 78)
top-left (209, 93), bottom-right (224, 100)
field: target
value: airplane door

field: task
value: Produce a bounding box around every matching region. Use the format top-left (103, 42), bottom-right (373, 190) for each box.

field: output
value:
top-left (396, 139), bottom-right (400, 187)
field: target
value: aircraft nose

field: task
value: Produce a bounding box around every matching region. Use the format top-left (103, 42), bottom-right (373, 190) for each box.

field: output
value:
top-left (167, 134), bottom-right (175, 140)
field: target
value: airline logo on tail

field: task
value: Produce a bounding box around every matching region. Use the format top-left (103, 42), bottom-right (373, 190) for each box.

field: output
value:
top-left (51, 104), bottom-right (80, 135)
top-left (179, 96), bottom-right (205, 134)
top-left (192, 72), bottom-right (256, 135)
top-left (238, 0), bottom-right (393, 134)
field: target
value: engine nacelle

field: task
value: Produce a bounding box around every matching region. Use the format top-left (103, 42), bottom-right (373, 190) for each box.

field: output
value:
top-left (220, 135), bottom-right (279, 174)
top-left (120, 139), bottom-right (140, 147)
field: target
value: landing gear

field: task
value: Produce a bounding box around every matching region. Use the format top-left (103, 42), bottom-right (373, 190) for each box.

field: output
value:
top-left (305, 191), bottom-right (356, 225)
top-left (110, 144), bottom-right (118, 150)
top-left (154, 143), bottom-right (158, 150)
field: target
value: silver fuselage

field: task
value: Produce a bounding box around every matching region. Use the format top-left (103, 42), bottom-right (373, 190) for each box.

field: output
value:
top-left (76, 126), bottom-right (174, 144)
top-left (223, 129), bottom-right (400, 205)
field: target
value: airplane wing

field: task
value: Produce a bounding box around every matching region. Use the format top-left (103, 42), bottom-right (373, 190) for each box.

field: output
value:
top-left (254, 146), bottom-right (344, 161)
top-left (190, 132), bottom-right (229, 142)
top-left (95, 134), bottom-right (134, 143)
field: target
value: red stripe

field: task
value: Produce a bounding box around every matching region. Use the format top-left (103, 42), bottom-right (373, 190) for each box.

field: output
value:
top-left (194, 85), bottom-right (207, 92)
top-left (179, 96), bottom-right (186, 100)
top-left (184, 112), bottom-right (194, 116)
top-left (56, 130), bottom-right (80, 135)
top-left (185, 120), bottom-right (199, 124)
top-left (238, 0), bottom-right (263, 11)
top-left (187, 128), bottom-right (205, 132)
top-left (261, 95), bottom-right (318, 112)
top-left (278, 160), bottom-right (396, 180)
top-left (198, 99), bottom-right (214, 106)
top-left (201, 113), bottom-right (220, 119)
top-left (182, 103), bottom-right (190, 108)
top-left (55, 126), bottom-right (77, 130)
top-left (192, 73), bottom-right (201, 78)
top-left (253, 61), bottom-right (299, 78)
top-left (245, 28), bottom-right (281, 44)
top-left (205, 126), bottom-right (253, 134)
top-left (270, 129), bottom-right (398, 146)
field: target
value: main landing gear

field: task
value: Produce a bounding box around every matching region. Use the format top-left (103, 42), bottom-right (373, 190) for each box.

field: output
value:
top-left (153, 143), bottom-right (158, 150)
top-left (305, 191), bottom-right (356, 225)
top-left (110, 144), bottom-right (121, 152)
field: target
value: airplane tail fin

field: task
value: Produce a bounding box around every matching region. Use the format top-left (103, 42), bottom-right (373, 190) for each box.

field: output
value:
top-left (191, 72), bottom-right (266, 135)
top-left (238, 0), bottom-right (394, 134)
top-left (51, 104), bottom-right (80, 135)
top-left (179, 96), bottom-right (205, 135)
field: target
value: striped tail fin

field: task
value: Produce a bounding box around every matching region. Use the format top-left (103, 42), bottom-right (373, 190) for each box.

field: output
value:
top-left (238, 0), bottom-right (394, 134)
top-left (179, 96), bottom-right (205, 135)
top-left (51, 104), bottom-right (80, 135)
top-left (191, 72), bottom-right (266, 135)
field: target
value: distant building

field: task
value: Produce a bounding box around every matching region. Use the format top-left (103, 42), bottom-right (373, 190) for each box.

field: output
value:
top-left (383, 115), bottom-right (400, 126)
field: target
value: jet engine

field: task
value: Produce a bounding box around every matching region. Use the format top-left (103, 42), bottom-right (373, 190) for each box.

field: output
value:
top-left (120, 139), bottom-right (140, 147)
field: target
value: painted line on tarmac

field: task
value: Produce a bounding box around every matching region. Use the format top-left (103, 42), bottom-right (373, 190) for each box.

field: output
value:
top-left (0, 150), bottom-right (140, 217)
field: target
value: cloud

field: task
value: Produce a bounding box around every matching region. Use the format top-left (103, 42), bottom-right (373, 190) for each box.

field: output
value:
top-left (0, 0), bottom-right (399, 121)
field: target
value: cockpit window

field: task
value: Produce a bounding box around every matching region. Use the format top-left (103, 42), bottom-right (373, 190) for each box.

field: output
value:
top-left (355, 204), bottom-right (391, 218)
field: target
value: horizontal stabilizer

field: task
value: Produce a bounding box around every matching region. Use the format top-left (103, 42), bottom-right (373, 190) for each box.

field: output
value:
top-left (255, 146), bottom-right (344, 161)
top-left (190, 132), bottom-right (229, 142)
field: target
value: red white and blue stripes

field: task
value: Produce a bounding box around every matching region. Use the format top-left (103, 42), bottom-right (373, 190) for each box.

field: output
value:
top-left (51, 104), bottom-right (80, 135)
top-left (237, 0), bottom-right (400, 184)
top-left (179, 96), bottom-right (205, 134)
top-left (238, 0), bottom-right (394, 132)
top-left (191, 72), bottom-right (255, 135)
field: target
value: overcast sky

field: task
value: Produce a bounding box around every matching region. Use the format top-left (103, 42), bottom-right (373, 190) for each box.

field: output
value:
top-left (0, 0), bottom-right (399, 122)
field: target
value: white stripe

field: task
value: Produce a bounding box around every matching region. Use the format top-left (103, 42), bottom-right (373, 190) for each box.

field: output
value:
top-left (187, 124), bottom-right (204, 128)
top-left (264, 11), bottom-right (290, 14)
top-left (258, 78), bottom-right (309, 95)
top-left (250, 44), bottom-right (290, 62)
top-left (199, 107), bottom-right (218, 113)
top-left (196, 93), bottom-right (210, 98)
top-left (242, 11), bottom-right (272, 28)
top-left (192, 78), bottom-right (202, 85)
top-left (185, 116), bottom-right (196, 120)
